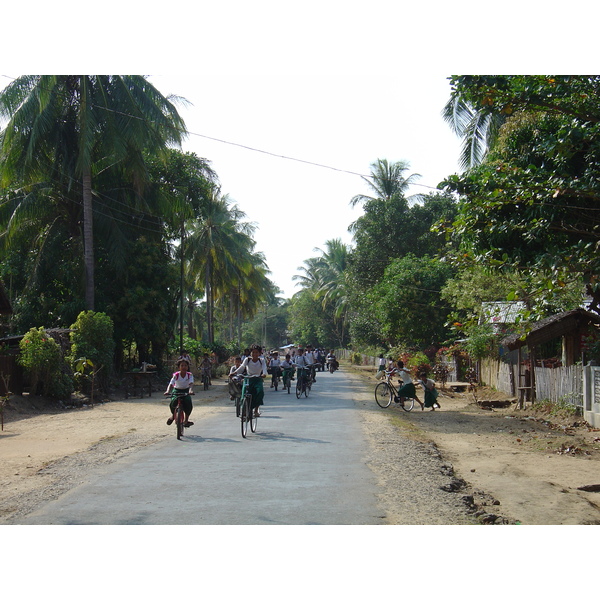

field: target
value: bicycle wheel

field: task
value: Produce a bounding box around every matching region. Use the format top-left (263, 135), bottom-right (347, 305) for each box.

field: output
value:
top-left (274, 377), bottom-right (278, 391)
top-left (375, 382), bottom-right (392, 408)
top-left (235, 394), bottom-right (241, 418)
top-left (203, 374), bottom-right (209, 391)
top-left (250, 403), bottom-right (258, 433)
top-left (295, 379), bottom-right (302, 399)
top-left (401, 396), bottom-right (415, 412)
top-left (175, 406), bottom-right (185, 440)
top-left (241, 396), bottom-right (250, 438)
top-left (305, 379), bottom-right (311, 398)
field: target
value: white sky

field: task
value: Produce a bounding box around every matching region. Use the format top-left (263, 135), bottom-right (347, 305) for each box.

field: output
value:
top-left (148, 72), bottom-right (463, 298)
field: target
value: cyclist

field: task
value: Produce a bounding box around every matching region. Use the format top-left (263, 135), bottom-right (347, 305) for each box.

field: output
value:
top-left (229, 344), bottom-right (267, 418)
top-left (293, 347), bottom-right (311, 388)
top-left (305, 344), bottom-right (317, 382)
top-left (325, 350), bottom-right (338, 372)
top-left (164, 359), bottom-right (194, 427)
top-left (395, 360), bottom-right (424, 410)
top-left (281, 353), bottom-right (295, 389)
top-left (269, 351), bottom-right (282, 389)
top-left (199, 353), bottom-right (212, 386)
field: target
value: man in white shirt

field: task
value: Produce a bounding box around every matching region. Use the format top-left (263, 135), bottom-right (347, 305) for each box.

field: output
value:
top-left (293, 347), bottom-right (311, 386)
top-left (305, 344), bottom-right (317, 382)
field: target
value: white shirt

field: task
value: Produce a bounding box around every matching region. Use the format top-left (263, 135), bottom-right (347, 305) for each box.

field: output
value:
top-left (232, 356), bottom-right (267, 377)
top-left (169, 371), bottom-right (194, 389)
top-left (304, 351), bottom-right (315, 365)
top-left (294, 354), bottom-right (310, 368)
top-left (397, 368), bottom-right (412, 385)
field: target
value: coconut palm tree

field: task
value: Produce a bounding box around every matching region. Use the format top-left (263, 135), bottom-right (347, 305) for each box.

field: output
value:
top-left (350, 158), bottom-right (422, 207)
top-left (442, 92), bottom-right (506, 170)
top-left (185, 190), bottom-right (264, 344)
top-left (0, 75), bottom-right (187, 310)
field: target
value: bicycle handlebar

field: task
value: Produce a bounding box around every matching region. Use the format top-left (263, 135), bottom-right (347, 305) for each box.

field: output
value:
top-left (165, 389), bottom-right (194, 396)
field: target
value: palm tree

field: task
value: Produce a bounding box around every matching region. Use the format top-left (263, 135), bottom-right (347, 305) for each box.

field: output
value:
top-left (293, 239), bottom-right (351, 346)
top-left (0, 75), bottom-right (187, 310)
top-left (350, 158), bottom-right (422, 207)
top-left (185, 190), bottom-right (264, 344)
top-left (442, 92), bottom-right (506, 170)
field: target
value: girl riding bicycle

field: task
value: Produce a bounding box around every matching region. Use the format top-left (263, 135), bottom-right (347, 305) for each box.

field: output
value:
top-left (164, 359), bottom-right (194, 427)
top-left (229, 344), bottom-right (267, 417)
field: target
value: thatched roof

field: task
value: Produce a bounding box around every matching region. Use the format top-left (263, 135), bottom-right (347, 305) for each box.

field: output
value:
top-left (501, 308), bottom-right (600, 351)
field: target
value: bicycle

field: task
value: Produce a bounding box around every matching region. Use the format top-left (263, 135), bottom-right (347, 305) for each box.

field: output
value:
top-left (282, 367), bottom-right (294, 394)
top-left (374, 371), bottom-right (414, 412)
top-left (270, 366), bottom-right (281, 391)
top-left (240, 375), bottom-right (261, 438)
top-left (201, 367), bottom-right (211, 391)
top-left (169, 388), bottom-right (195, 440)
top-left (295, 367), bottom-right (311, 398)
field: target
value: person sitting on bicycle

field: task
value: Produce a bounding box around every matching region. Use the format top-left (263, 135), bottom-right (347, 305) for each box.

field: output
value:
top-left (305, 344), bottom-right (317, 382)
top-left (228, 356), bottom-right (244, 401)
top-left (395, 360), bottom-right (424, 410)
top-left (269, 351), bottom-right (282, 388)
top-left (281, 353), bottom-right (295, 388)
top-left (326, 350), bottom-right (338, 371)
top-left (293, 347), bottom-right (311, 384)
top-left (199, 353), bottom-right (212, 385)
top-left (229, 344), bottom-right (267, 418)
top-left (164, 359), bottom-right (194, 427)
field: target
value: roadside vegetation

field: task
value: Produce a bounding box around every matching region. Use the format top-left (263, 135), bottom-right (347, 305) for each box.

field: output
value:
top-left (3, 76), bottom-right (600, 398)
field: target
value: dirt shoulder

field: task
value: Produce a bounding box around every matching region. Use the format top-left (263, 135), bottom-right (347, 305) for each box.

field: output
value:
top-left (350, 364), bottom-right (600, 525)
top-left (2, 365), bottom-right (600, 525)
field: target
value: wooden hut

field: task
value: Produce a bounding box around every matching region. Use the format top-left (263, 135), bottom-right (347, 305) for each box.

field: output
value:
top-left (501, 308), bottom-right (600, 406)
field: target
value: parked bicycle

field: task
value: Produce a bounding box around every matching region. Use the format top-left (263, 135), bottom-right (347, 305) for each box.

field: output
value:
top-left (374, 370), bottom-right (414, 411)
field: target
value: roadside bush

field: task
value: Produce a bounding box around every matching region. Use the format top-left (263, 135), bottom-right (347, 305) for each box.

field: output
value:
top-left (69, 311), bottom-right (115, 390)
top-left (18, 327), bottom-right (72, 398)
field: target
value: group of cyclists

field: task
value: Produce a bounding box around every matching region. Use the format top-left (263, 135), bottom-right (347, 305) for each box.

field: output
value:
top-left (226, 345), bottom-right (339, 415)
top-left (163, 344), bottom-right (340, 429)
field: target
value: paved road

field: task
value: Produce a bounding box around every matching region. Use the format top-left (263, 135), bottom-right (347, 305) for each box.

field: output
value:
top-left (22, 371), bottom-right (385, 525)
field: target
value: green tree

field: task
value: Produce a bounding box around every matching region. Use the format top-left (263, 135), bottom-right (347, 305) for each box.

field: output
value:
top-left (443, 75), bottom-right (600, 314)
top-left (69, 311), bottom-right (115, 383)
top-left (0, 75), bottom-right (186, 310)
top-left (371, 255), bottom-right (454, 348)
top-left (186, 189), bottom-right (269, 344)
top-left (350, 158), bottom-right (422, 207)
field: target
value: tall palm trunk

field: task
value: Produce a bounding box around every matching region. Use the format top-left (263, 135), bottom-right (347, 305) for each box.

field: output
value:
top-left (82, 167), bottom-right (95, 310)
top-left (205, 257), bottom-right (214, 344)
